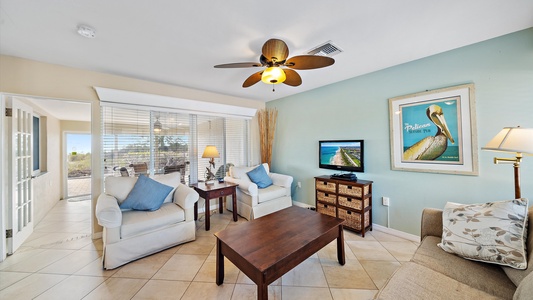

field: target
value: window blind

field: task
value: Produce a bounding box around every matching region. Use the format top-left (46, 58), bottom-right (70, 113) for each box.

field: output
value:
top-left (102, 107), bottom-right (151, 178)
top-left (225, 118), bottom-right (249, 172)
top-left (197, 115), bottom-right (225, 182)
top-left (101, 106), bottom-right (249, 185)
top-left (152, 111), bottom-right (191, 183)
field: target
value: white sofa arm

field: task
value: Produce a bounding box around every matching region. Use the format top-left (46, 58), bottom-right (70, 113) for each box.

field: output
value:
top-left (224, 177), bottom-right (258, 196)
top-left (173, 184), bottom-right (199, 209)
top-left (95, 193), bottom-right (122, 228)
top-left (270, 172), bottom-right (293, 188)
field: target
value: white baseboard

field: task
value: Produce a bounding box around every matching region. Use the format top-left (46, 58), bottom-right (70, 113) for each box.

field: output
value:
top-left (372, 223), bottom-right (420, 242)
top-left (196, 198), bottom-right (224, 214)
top-left (287, 201), bottom-right (421, 242)
top-left (292, 201), bottom-right (314, 209)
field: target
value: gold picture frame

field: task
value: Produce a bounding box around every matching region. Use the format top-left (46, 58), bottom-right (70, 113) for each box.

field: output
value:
top-left (388, 83), bottom-right (478, 175)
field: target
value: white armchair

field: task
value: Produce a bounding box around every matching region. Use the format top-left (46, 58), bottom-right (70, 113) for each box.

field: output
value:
top-left (95, 172), bottom-right (198, 269)
top-left (224, 163), bottom-right (293, 220)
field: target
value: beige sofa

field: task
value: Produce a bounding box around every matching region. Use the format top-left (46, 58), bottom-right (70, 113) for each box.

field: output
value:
top-left (95, 172), bottom-right (199, 269)
top-left (376, 205), bottom-right (533, 300)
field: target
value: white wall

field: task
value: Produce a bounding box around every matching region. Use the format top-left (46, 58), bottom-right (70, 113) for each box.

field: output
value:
top-left (7, 97), bottom-right (62, 225)
top-left (267, 28), bottom-right (533, 236)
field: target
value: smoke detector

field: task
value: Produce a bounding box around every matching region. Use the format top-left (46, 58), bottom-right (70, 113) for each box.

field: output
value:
top-left (77, 25), bottom-right (96, 38)
top-left (307, 41), bottom-right (343, 57)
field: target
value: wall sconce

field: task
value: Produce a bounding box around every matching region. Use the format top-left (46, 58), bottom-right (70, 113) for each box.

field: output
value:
top-left (482, 126), bottom-right (533, 198)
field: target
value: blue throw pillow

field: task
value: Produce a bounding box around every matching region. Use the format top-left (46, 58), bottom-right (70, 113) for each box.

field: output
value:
top-left (120, 175), bottom-right (173, 211)
top-left (246, 165), bottom-right (273, 189)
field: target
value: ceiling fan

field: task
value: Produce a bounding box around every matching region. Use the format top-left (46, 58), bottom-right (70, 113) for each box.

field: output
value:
top-left (214, 39), bottom-right (335, 90)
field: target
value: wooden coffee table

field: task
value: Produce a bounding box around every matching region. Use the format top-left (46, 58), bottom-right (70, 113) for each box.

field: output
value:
top-left (215, 206), bottom-right (345, 300)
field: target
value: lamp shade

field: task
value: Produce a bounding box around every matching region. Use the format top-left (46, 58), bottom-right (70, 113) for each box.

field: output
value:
top-left (261, 67), bottom-right (286, 84)
top-left (482, 127), bottom-right (533, 154)
top-left (202, 145), bottom-right (220, 158)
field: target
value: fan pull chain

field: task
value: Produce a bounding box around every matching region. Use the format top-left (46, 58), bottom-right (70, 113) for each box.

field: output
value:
top-left (272, 84), bottom-right (275, 92)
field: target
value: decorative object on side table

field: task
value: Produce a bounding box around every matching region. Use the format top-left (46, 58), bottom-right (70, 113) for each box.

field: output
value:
top-left (202, 145), bottom-right (220, 184)
top-left (482, 126), bottom-right (533, 198)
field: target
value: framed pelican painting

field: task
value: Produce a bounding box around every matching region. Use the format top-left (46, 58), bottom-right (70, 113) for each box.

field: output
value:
top-left (389, 83), bottom-right (478, 175)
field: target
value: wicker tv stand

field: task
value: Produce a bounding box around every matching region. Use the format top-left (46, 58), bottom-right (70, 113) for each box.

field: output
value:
top-left (315, 175), bottom-right (373, 237)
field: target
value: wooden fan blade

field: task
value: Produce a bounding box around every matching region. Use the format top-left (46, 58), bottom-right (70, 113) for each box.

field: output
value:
top-left (285, 55), bottom-right (335, 70)
top-left (214, 62), bottom-right (262, 68)
top-left (242, 71), bottom-right (263, 88)
top-left (262, 39), bottom-right (289, 63)
top-left (283, 69), bottom-right (302, 86)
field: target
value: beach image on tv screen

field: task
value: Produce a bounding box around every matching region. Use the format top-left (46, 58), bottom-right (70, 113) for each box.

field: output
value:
top-left (321, 142), bottom-right (362, 167)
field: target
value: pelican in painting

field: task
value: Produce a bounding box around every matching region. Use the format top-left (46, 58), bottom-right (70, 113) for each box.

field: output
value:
top-left (403, 105), bottom-right (455, 160)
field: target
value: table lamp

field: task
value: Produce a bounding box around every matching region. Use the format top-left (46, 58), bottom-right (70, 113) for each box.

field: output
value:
top-left (202, 145), bottom-right (220, 184)
top-left (482, 126), bottom-right (533, 198)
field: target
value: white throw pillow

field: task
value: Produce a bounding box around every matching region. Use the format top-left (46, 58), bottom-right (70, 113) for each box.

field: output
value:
top-left (151, 172), bottom-right (181, 203)
top-left (230, 163), bottom-right (270, 180)
top-left (438, 198), bottom-right (529, 269)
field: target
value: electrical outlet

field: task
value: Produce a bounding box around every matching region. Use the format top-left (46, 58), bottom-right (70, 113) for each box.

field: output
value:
top-left (382, 197), bottom-right (390, 206)
top-left (297, 182), bottom-right (302, 188)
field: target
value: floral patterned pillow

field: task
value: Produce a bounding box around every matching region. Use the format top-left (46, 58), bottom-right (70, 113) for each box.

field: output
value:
top-left (438, 198), bottom-right (529, 269)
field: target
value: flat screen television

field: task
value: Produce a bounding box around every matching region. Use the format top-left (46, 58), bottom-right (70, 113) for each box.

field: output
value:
top-left (319, 140), bottom-right (364, 173)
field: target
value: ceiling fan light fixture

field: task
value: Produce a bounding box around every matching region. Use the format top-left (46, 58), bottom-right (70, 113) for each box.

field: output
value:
top-left (153, 118), bottom-right (162, 132)
top-left (261, 67), bottom-right (286, 84)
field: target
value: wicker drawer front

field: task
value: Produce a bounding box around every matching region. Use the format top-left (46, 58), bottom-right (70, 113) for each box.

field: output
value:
top-left (338, 184), bottom-right (369, 198)
top-left (317, 202), bottom-right (336, 217)
top-left (338, 196), bottom-right (369, 210)
top-left (316, 180), bottom-right (336, 193)
top-left (338, 208), bottom-right (370, 231)
top-left (317, 191), bottom-right (336, 204)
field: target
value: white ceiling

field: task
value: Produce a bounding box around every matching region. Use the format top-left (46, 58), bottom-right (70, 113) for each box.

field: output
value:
top-left (1, 0), bottom-right (533, 105)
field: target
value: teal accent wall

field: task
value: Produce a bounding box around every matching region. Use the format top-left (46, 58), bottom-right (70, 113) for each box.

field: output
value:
top-left (267, 28), bottom-right (533, 236)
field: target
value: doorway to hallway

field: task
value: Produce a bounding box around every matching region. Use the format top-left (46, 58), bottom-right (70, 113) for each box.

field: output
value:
top-left (66, 133), bottom-right (91, 201)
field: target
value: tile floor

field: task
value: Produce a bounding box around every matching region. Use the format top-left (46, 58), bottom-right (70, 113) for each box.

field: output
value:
top-left (67, 177), bottom-right (91, 199)
top-left (0, 199), bottom-right (420, 300)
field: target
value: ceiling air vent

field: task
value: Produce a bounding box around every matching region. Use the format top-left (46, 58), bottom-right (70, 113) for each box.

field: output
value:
top-left (307, 41), bottom-right (343, 57)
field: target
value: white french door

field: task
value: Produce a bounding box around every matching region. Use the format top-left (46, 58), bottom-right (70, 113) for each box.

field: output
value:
top-left (6, 98), bottom-right (34, 254)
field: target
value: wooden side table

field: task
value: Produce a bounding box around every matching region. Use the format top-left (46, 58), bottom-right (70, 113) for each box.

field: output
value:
top-left (191, 182), bottom-right (238, 231)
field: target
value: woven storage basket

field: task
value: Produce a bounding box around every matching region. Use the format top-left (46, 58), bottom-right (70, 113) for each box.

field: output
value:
top-left (316, 180), bottom-right (336, 193)
top-left (317, 202), bottom-right (336, 217)
top-left (338, 208), bottom-right (370, 231)
top-left (338, 184), bottom-right (369, 198)
top-left (338, 196), bottom-right (369, 210)
top-left (317, 191), bottom-right (336, 204)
